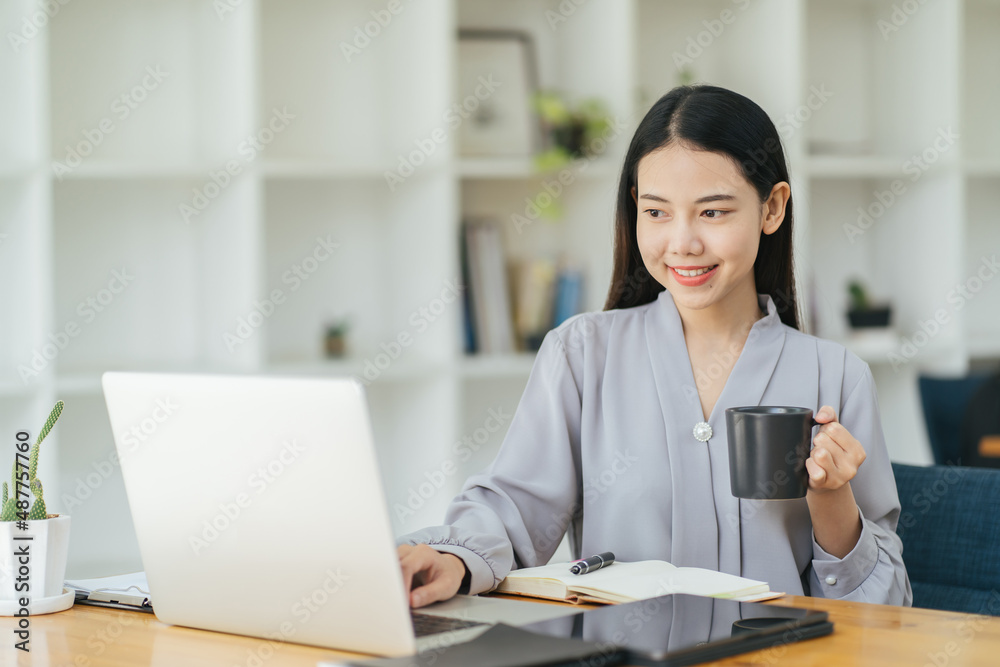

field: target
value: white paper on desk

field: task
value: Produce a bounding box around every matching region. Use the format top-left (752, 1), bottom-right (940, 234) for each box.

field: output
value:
top-left (66, 571), bottom-right (151, 606)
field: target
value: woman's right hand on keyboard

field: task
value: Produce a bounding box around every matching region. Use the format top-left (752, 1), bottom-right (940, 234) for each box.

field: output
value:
top-left (397, 544), bottom-right (468, 608)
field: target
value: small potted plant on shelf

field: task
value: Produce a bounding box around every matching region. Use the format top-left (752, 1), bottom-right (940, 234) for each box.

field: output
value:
top-left (324, 318), bottom-right (350, 359)
top-left (532, 90), bottom-right (613, 171)
top-left (846, 279), bottom-right (893, 329)
top-left (1, 401), bottom-right (73, 617)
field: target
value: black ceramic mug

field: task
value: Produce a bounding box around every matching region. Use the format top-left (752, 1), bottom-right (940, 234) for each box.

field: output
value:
top-left (725, 406), bottom-right (819, 500)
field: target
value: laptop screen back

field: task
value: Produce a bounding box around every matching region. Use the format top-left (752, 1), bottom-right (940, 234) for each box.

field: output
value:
top-left (102, 372), bottom-right (418, 656)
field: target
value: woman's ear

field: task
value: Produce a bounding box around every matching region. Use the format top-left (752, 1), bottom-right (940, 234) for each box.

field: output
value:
top-left (761, 181), bottom-right (791, 236)
top-left (631, 186), bottom-right (637, 204)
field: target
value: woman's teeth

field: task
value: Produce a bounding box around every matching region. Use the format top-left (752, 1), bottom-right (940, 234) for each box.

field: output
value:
top-left (673, 266), bottom-right (716, 277)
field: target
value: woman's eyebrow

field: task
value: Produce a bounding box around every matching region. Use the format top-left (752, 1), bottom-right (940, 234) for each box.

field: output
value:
top-left (638, 193), bottom-right (737, 204)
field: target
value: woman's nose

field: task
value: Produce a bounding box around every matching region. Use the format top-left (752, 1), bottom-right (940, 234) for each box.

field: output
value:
top-left (669, 218), bottom-right (703, 256)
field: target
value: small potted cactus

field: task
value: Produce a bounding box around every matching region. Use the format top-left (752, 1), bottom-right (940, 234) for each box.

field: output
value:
top-left (0, 401), bottom-right (72, 616)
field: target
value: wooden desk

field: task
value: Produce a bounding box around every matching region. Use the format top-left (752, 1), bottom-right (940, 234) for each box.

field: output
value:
top-left (3, 596), bottom-right (1000, 666)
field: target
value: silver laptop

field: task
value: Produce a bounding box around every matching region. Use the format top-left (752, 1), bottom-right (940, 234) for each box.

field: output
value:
top-left (101, 372), bottom-right (575, 657)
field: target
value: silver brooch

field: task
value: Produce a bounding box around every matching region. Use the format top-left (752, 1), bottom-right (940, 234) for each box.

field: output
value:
top-left (693, 421), bottom-right (713, 442)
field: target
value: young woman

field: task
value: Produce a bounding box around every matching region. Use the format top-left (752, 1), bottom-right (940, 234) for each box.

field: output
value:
top-left (398, 84), bottom-right (912, 608)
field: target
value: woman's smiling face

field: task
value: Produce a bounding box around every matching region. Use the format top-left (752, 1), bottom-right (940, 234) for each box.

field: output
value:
top-left (633, 142), bottom-right (784, 316)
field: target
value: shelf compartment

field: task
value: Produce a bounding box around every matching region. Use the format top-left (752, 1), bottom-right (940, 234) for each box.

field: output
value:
top-left (263, 176), bottom-right (459, 367)
top-left (260, 0), bottom-right (451, 166)
top-left (52, 178), bottom-right (259, 374)
top-left (49, 0), bottom-right (254, 168)
top-left (805, 173), bottom-right (964, 367)
top-left (459, 0), bottom-right (633, 161)
top-left (805, 0), bottom-right (959, 160)
top-left (461, 178), bottom-right (615, 316)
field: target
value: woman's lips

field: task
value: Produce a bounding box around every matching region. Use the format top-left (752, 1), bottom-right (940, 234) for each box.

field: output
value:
top-left (670, 265), bottom-right (719, 286)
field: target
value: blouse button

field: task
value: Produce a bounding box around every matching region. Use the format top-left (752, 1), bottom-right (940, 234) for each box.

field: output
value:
top-left (825, 576), bottom-right (837, 586)
top-left (693, 421), bottom-right (713, 442)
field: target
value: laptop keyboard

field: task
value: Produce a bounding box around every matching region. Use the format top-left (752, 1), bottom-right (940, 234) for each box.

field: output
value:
top-left (411, 612), bottom-right (488, 638)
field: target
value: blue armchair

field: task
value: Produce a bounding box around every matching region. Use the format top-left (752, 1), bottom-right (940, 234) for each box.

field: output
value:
top-left (917, 374), bottom-right (990, 465)
top-left (892, 462), bottom-right (1000, 615)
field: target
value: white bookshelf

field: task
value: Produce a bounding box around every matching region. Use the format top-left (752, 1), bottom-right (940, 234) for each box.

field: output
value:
top-left (0, 0), bottom-right (996, 577)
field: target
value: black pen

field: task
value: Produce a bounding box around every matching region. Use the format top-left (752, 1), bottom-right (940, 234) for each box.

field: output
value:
top-left (570, 551), bottom-right (615, 575)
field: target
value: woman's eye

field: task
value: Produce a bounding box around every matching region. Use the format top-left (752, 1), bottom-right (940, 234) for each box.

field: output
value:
top-left (703, 209), bottom-right (726, 219)
top-left (645, 209), bottom-right (665, 219)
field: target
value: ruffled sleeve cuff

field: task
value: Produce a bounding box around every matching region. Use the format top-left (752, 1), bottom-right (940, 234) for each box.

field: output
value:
top-left (403, 538), bottom-right (501, 596)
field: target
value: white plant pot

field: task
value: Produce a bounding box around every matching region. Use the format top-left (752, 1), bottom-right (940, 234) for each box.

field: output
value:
top-left (0, 515), bottom-right (71, 608)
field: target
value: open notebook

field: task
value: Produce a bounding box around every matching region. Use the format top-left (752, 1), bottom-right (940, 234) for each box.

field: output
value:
top-left (66, 571), bottom-right (153, 613)
top-left (495, 560), bottom-right (781, 604)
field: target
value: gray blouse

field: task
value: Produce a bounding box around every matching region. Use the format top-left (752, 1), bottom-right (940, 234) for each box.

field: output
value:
top-left (401, 290), bottom-right (913, 606)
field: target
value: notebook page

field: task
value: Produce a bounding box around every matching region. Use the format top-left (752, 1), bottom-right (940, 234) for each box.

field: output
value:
top-left (66, 572), bottom-right (150, 597)
top-left (505, 560), bottom-right (677, 588)
top-left (572, 567), bottom-right (767, 602)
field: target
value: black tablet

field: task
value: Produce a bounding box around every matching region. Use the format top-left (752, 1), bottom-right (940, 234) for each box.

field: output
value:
top-left (520, 593), bottom-right (832, 666)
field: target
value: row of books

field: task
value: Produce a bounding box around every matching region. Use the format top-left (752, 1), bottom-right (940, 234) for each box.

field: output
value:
top-left (461, 219), bottom-right (584, 355)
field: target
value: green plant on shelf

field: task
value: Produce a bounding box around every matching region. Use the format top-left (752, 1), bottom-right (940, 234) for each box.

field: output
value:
top-left (846, 279), bottom-right (892, 329)
top-left (1, 400), bottom-right (64, 522)
top-left (532, 90), bottom-right (613, 172)
top-left (848, 280), bottom-right (871, 312)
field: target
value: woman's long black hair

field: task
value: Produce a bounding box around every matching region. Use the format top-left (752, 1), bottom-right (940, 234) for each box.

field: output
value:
top-left (603, 85), bottom-right (801, 330)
